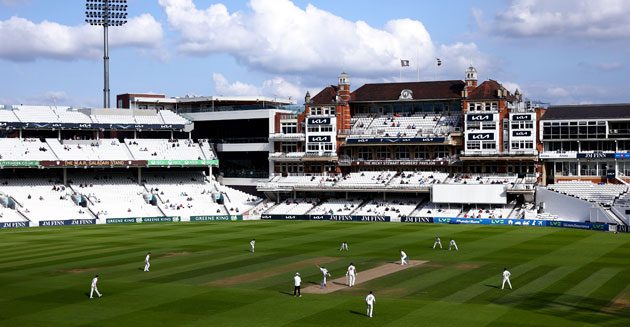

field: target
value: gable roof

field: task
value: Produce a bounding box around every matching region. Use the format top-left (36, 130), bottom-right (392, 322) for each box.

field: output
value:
top-left (467, 80), bottom-right (516, 101)
top-left (351, 80), bottom-right (465, 102)
top-left (542, 104), bottom-right (630, 120)
top-left (311, 85), bottom-right (339, 105)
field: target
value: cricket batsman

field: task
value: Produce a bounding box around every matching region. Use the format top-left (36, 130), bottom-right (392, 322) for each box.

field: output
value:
top-left (250, 239), bottom-right (256, 253)
top-left (293, 272), bottom-right (301, 297)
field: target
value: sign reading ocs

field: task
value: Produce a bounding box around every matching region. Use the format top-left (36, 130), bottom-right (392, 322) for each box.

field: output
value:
top-left (399, 89), bottom-right (413, 100)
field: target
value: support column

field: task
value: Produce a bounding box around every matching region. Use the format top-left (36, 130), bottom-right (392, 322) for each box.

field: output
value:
top-left (134, 131), bottom-right (137, 139)
top-left (58, 130), bottom-right (61, 140)
top-left (138, 167), bottom-right (142, 184)
top-left (19, 129), bottom-right (22, 138)
top-left (63, 168), bottom-right (67, 185)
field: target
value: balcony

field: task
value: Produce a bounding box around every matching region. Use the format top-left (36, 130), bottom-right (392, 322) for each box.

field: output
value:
top-left (268, 152), bottom-right (305, 162)
top-left (269, 133), bottom-right (306, 142)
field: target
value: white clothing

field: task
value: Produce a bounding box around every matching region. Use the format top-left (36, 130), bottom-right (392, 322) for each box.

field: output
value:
top-left (250, 240), bottom-right (255, 253)
top-left (340, 242), bottom-right (349, 251)
top-left (365, 294), bottom-right (375, 317)
top-left (502, 270), bottom-right (512, 289)
top-left (400, 251), bottom-right (408, 265)
top-left (433, 238), bottom-right (442, 249)
top-left (90, 277), bottom-right (101, 298)
top-left (294, 275), bottom-right (301, 287)
top-left (144, 254), bottom-right (150, 271)
top-left (346, 265), bottom-right (356, 287)
top-left (449, 240), bottom-right (458, 251)
top-left (320, 267), bottom-right (330, 287)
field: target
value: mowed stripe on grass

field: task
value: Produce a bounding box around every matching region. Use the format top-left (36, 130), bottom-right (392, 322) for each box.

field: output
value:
top-left (0, 221), bottom-right (628, 326)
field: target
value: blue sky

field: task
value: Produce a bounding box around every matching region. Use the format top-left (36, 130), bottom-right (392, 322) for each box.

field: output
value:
top-left (0, 0), bottom-right (629, 107)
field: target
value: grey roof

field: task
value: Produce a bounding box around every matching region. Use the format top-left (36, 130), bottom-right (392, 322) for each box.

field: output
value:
top-left (542, 104), bottom-right (630, 120)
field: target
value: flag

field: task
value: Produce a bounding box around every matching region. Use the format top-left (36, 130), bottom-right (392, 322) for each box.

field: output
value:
top-left (436, 58), bottom-right (442, 66)
top-left (400, 59), bottom-right (410, 67)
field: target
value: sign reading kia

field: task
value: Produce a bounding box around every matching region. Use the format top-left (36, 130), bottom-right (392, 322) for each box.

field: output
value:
top-left (467, 133), bottom-right (494, 141)
top-left (512, 114), bottom-right (532, 121)
top-left (308, 135), bottom-right (331, 143)
top-left (512, 130), bottom-right (532, 137)
top-left (307, 117), bottom-right (331, 125)
top-left (466, 114), bottom-right (493, 122)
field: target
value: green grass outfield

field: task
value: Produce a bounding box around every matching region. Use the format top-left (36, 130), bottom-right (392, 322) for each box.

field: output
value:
top-left (0, 221), bottom-right (628, 326)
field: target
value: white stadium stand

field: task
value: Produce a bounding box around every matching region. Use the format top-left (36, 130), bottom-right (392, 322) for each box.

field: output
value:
top-left (47, 139), bottom-right (134, 161)
top-left (309, 199), bottom-right (363, 215)
top-left (0, 138), bottom-right (57, 161)
top-left (547, 181), bottom-right (628, 206)
top-left (127, 139), bottom-right (206, 161)
top-left (352, 199), bottom-right (419, 220)
top-left (265, 198), bottom-right (318, 215)
top-left (70, 174), bottom-right (161, 219)
top-left (1, 177), bottom-right (92, 223)
top-left (410, 203), bottom-right (462, 218)
top-left (336, 171), bottom-right (395, 188)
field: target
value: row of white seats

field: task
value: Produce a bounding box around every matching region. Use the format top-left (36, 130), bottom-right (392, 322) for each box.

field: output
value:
top-left (0, 138), bottom-right (216, 161)
top-left (308, 199), bottom-right (363, 215)
top-left (1, 105), bottom-right (190, 125)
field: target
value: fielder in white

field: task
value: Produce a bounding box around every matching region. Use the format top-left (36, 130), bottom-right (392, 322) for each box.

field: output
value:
top-left (89, 274), bottom-right (102, 299)
top-left (449, 239), bottom-right (458, 251)
top-left (144, 252), bottom-right (151, 272)
top-left (339, 241), bottom-right (349, 251)
top-left (433, 236), bottom-right (442, 249)
top-left (318, 266), bottom-right (331, 288)
top-left (502, 268), bottom-right (512, 289)
top-left (365, 291), bottom-right (375, 318)
top-left (400, 249), bottom-right (408, 265)
top-left (293, 272), bottom-right (301, 297)
top-left (250, 239), bottom-right (256, 253)
top-left (346, 263), bottom-right (357, 287)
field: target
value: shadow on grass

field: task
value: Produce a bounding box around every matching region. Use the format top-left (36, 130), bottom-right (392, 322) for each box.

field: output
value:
top-left (278, 291), bottom-right (294, 296)
top-left (484, 284), bottom-right (500, 289)
top-left (349, 310), bottom-right (366, 317)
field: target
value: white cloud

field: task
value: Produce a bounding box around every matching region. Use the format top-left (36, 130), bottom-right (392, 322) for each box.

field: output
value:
top-left (546, 87), bottom-right (570, 98)
top-left (499, 81), bottom-right (522, 94)
top-left (160, 0), bottom-right (484, 79)
top-left (0, 14), bottom-right (164, 61)
top-left (485, 0), bottom-right (630, 39)
top-left (212, 73), bottom-right (302, 102)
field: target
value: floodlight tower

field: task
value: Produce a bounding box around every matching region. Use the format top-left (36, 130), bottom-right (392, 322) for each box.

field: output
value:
top-left (85, 0), bottom-right (128, 108)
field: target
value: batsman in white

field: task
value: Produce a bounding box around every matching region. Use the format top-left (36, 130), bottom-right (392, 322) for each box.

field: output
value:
top-left (250, 239), bottom-right (256, 253)
top-left (339, 241), bottom-right (349, 251)
top-left (449, 239), bottom-right (458, 251)
top-left (293, 272), bottom-right (302, 297)
top-left (365, 291), bottom-right (376, 318)
top-left (318, 265), bottom-right (331, 288)
top-left (433, 236), bottom-right (442, 249)
top-left (502, 267), bottom-right (512, 289)
top-left (144, 252), bottom-right (151, 272)
top-left (89, 274), bottom-right (102, 299)
top-left (346, 262), bottom-right (357, 287)
top-left (400, 249), bottom-right (408, 265)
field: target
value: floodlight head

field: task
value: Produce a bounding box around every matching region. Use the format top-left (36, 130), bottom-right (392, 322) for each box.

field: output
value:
top-left (85, 0), bottom-right (128, 27)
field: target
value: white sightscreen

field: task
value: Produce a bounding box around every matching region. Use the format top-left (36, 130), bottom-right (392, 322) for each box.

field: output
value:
top-left (432, 184), bottom-right (507, 204)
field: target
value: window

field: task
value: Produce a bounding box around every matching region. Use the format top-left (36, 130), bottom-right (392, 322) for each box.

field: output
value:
top-left (323, 143), bottom-right (333, 151)
top-left (307, 144), bottom-right (319, 152)
top-left (281, 122), bottom-right (297, 134)
top-left (482, 142), bottom-right (496, 150)
top-left (482, 122), bottom-right (496, 130)
top-left (281, 142), bottom-right (298, 153)
top-left (467, 141), bottom-right (481, 150)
